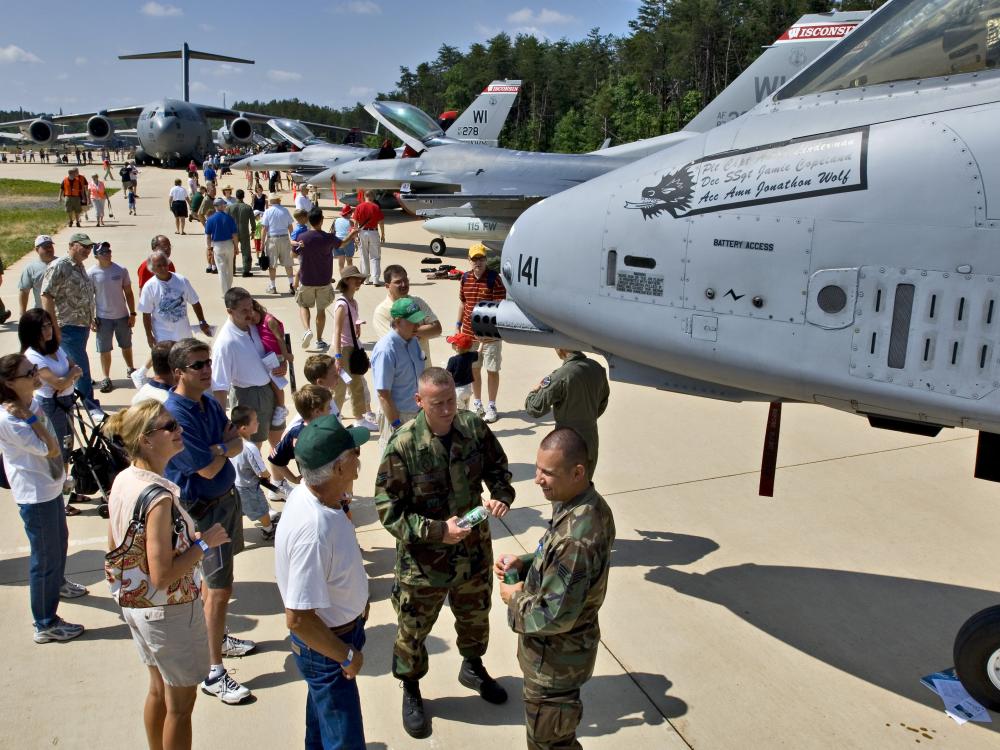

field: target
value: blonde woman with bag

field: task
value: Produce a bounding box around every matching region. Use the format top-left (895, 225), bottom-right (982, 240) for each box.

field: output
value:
top-left (104, 400), bottom-right (229, 750)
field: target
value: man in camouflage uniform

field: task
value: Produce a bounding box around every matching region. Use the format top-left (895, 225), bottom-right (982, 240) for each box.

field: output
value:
top-left (524, 349), bottom-right (609, 479)
top-left (376, 366), bottom-right (516, 738)
top-left (498, 427), bottom-right (616, 750)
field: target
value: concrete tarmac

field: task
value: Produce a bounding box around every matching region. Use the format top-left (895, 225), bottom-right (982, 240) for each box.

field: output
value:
top-left (0, 161), bottom-right (997, 748)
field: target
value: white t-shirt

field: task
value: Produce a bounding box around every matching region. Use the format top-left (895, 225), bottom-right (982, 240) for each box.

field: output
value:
top-left (169, 185), bottom-right (188, 202)
top-left (137, 272), bottom-right (200, 342)
top-left (131, 380), bottom-right (171, 406)
top-left (274, 483), bottom-right (368, 628)
top-left (0, 399), bottom-right (64, 504)
top-left (295, 193), bottom-right (314, 213)
top-left (211, 319), bottom-right (271, 391)
top-left (25, 347), bottom-right (74, 398)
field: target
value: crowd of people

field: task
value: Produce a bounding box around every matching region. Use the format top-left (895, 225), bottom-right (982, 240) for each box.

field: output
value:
top-left (0, 164), bottom-right (618, 750)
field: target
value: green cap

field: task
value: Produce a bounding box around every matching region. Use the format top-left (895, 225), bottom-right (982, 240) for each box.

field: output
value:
top-left (294, 415), bottom-right (369, 470)
top-left (390, 297), bottom-right (426, 323)
top-left (69, 232), bottom-right (94, 246)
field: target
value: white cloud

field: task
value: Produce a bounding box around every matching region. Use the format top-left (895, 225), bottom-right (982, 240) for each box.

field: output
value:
top-left (74, 56), bottom-right (88, 66)
top-left (55, 72), bottom-right (69, 80)
top-left (474, 23), bottom-right (501, 37)
top-left (212, 63), bottom-right (243, 77)
top-left (0, 45), bottom-right (43, 64)
top-left (267, 69), bottom-right (302, 82)
top-left (190, 81), bottom-right (209, 93)
top-left (348, 86), bottom-right (374, 98)
top-left (507, 8), bottom-right (574, 25)
top-left (141, 2), bottom-right (183, 17)
top-left (199, 23), bottom-right (214, 31)
top-left (333, 1), bottom-right (381, 14)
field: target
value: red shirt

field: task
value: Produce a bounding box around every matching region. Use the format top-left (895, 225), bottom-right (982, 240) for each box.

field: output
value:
top-left (137, 259), bottom-right (176, 289)
top-left (353, 200), bottom-right (384, 230)
top-left (459, 270), bottom-right (506, 337)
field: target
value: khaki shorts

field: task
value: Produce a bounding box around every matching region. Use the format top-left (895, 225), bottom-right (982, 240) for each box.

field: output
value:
top-left (295, 283), bottom-right (334, 310)
top-left (234, 383), bottom-right (284, 442)
top-left (65, 196), bottom-right (82, 217)
top-left (122, 599), bottom-right (209, 686)
top-left (472, 339), bottom-right (502, 372)
top-left (266, 235), bottom-right (293, 267)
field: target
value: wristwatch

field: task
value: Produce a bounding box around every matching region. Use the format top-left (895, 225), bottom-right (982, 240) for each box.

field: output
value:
top-left (341, 648), bottom-right (354, 667)
top-left (215, 443), bottom-right (226, 457)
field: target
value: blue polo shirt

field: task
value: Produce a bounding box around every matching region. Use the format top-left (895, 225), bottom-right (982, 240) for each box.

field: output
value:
top-left (164, 390), bottom-right (236, 503)
top-left (371, 330), bottom-right (425, 413)
top-left (205, 211), bottom-right (237, 242)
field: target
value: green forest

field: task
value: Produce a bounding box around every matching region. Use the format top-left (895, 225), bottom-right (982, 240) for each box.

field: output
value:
top-left (234, 0), bottom-right (883, 152)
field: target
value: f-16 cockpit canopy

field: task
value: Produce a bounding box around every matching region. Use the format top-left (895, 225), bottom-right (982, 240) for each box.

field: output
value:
top-left (269, 118), bottom-right (323, 146)
top-left (369, 101), bottom-right (445, 144)
top-left (777, 0), bottom-right (1000, 99)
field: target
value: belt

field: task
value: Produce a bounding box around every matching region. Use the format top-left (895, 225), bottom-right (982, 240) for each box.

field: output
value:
top-left (186, 486), bottom-right (236, 518)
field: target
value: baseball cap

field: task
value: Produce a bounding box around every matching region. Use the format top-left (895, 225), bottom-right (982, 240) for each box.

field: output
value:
top-left (213, 197), bottom-right (227, 206)
top-left (446, 332), bottom-right (474, 348)
top-left (294, 415), bottom-right (369, 470)
top-left (468, 243), bottom-right (487, 259)
top-left (69, 232), bottom-right (94, 246)
top-left (93, 242), bottom-right (112, 255)
top-left (34, 234), bottom-right (54, 247)
top-left (341, 205), bottom-right (353, 216)
top-left (390, 297), bottom-right (427, 323)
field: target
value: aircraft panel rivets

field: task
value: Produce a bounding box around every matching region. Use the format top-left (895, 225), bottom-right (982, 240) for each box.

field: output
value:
top-left (705, 288), bottom-right (715, 299)
top-left (752, 296), bottom-right (764, 308)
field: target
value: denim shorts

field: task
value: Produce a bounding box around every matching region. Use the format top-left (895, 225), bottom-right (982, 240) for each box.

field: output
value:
top-left (236, 483), bottom-right (269, 522)
top-left (95, 316), bottom-right (133, 353)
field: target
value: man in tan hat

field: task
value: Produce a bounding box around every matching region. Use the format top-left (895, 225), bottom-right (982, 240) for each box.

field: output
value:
top-left (296, 208), bottom-right (357, 350)
top-left (260, 193), bottom-right (295, 294)
top-left (58, 167), bottom-right (88, 227)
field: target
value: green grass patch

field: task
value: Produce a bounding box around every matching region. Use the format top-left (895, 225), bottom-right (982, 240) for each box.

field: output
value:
top-left (0, 178), bottom-right (118, 269)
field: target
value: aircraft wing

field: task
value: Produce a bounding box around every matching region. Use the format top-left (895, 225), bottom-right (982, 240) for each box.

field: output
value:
top-left (398, 193), bottom-right (543, 219)
top-left (195, 106), bottom-right (373, 136)
top-left (1, 106), bottom-right (146, 128)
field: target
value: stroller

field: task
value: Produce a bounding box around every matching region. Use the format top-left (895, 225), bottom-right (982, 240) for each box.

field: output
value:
top-left (62, 393), bottom-right (129, 518)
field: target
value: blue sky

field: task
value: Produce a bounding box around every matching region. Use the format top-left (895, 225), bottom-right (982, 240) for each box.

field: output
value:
top-left (2, 1), bottom-right (638, 115)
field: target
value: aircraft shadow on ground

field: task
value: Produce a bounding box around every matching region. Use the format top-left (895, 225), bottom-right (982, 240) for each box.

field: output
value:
top-left (619, 530), bottom-right (1000, 726)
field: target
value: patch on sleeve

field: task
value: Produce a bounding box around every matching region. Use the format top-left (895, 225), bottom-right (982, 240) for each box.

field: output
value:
top-left (557, 562), bottom-right (587, 588)
top-left (541, 376), bottom-right (551, 387)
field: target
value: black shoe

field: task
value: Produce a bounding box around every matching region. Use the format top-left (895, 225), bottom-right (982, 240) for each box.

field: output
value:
top-left (458, 658), bottom-right (507, 704)
top-left (242, 271), bottom-right (252, 278)
top-left (98, 378), bottom-right (114, 394)
top-left (401, 680), bottom-right (431, 738)
top-left (0, 310), bottom-right (11, 324)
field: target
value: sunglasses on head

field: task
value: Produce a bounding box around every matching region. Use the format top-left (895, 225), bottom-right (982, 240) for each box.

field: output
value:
top-left (184, 358), bottom-right (212, 371)
top-left (145, 418), bottom-right (180, 435)
top-left (13, 364), bottom-right (38, 379)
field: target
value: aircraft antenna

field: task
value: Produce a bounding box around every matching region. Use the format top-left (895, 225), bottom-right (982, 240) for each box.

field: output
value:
top-left (118, 43), bottom-right (254, 102)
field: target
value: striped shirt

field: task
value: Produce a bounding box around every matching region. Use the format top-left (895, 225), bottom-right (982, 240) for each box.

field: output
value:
top-left (459, 270), bottom-right (506, 337)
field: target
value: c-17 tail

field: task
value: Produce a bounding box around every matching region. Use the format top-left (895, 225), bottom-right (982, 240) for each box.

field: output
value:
top-left (446, 80), bottom-right (522, 146)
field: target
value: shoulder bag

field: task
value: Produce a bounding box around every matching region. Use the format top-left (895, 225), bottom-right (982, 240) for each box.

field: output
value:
top-left (344, 299), bottom-right (370, 375)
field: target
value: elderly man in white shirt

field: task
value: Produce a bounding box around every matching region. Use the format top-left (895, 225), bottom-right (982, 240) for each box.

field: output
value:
top-left (294, 186), bottom-right (314, 214)
top-left (211, 287), bottom-right (287, 447)
top-left (260, 193), bottom-right (295, 295)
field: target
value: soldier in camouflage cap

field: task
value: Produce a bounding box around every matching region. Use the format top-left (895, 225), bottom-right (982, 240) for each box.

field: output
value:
top-left (498, 427), bottom-right (616, 750)
top-left (375, 366), bottom-right (515, 739)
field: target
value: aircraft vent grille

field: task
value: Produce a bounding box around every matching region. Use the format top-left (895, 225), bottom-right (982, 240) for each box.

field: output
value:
top-left (851, 268), bottom-right (1000, 400)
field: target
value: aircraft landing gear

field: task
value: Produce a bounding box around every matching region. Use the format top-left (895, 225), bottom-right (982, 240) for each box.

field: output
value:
top-left (954, 604), bottom-right (1000, 710)
top-left (430, 237), bottom-right (447, 256)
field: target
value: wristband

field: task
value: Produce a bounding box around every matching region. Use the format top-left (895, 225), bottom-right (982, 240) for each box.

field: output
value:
top-left (341, 648), bottom-right (354, 667)
top-left (195, 539), bottom-right (210, 553)
top-left (216, 443), bottom-right (226, 456)
top-left (391, 418), bottom-right (402, 428)
top-left (334, 353), bottom-right (343, 359)
top-left (24, 414), bottom-right (38, 425)
top-left (199, 320), bottom-right (208, 325)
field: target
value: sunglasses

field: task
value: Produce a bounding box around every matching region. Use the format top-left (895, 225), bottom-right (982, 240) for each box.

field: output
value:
top-left (13, 365), bottom-right (38, 379)
top-left (145, 418), bottom-right (180, 435)
top-left (184, 358), bottom-right (212, 371)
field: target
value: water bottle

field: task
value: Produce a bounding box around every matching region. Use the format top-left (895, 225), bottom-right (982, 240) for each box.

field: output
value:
top-left (457, 505), bottom-right (489, 529)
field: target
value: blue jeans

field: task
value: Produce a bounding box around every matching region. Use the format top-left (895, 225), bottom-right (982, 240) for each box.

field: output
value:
top-left (59, 325), bottom-right (95, 404)
top-left (40, 394), bottom-right (74, 462)
top-left (290, 619), bottom-right (366, 750)
top-left (18, 497), bottom-right (68, 629)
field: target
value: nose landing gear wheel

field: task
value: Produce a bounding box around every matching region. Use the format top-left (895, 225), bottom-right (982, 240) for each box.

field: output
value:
top-left (430, 237), bottom-right (447, 256)
top-left (954, 604), bottom-right (1000, 710)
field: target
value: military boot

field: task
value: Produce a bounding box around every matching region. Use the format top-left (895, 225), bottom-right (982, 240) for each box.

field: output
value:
top-left (458, 657), bottom-right (508, 704)
top-left (401, 679), bottom-right (431, 738)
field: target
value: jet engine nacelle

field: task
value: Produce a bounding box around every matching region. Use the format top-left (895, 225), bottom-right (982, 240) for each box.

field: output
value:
top-left (227, 117), bottom-right (253, 144)
top-left (26, 118), bottom-right (55, 145)
top-left (86, 115), bottom-right (115, 141)
top-left (471, 300), bottom-right (587, 351)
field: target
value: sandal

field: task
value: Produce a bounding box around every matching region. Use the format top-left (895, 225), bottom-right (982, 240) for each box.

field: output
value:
top-left (65, 504), bottom-right (81, 517)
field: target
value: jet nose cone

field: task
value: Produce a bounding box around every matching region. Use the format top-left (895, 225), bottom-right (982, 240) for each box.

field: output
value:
top-left (231, 156), bottom-right (252, 170)
top-left (307, 167), bottom-right (335, 188)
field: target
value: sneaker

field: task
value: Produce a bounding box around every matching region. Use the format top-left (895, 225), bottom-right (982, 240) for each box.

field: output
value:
top-left (130, 367), bottom-right (148, 389)
top-left (260, 523), bottom-right (277, 542)
top-left (473, 401), bottom-right (485, 418)
top-left (0, 310), bottom-right (11, 324)
top-left (221, 632), bottom-right (257, 658)
top-left (201, 669), bottom-right (252, 704)
top-left (301, 329), bottom-right (314, 349)
top-left (354, 417), bottom-right (379, 432)
top-left (314, 339), bottom-right (329, 352)
top-left (268, 510), bottom-right (282, 523)
top-left (289, 282), bottom-right (296, 295)
top-left (458, 658), bottom-right (507, 704)
top-left (126, 367), bottom-right (137, 378)
top-left (33, 617), bottom-right (85, 644)
top-left (98, 378), bottom-right (114, 394)
top-left (271, 405), bottom-right (288, 426)
top-left (484, 406), bottom-right (498, 423)
top-left (241, 271), bottom-right (252, 278)
top-left (401, 679), bottom-right (431, 738)
top-left (59, 579), bottom-right (89, 599)
top-left (205, 266), bottom-right (214, 274)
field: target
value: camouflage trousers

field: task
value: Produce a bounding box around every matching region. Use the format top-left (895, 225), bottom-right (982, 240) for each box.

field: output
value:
top-left (523, 681), bottom-right (583, 750)
top-left (390, 567), bottom-right (492, 680)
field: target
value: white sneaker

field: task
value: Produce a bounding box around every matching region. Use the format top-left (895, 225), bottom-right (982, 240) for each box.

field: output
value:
top-left (59, 580), bottom-right (89, 599)
top-left (301, 329), bottom-right (313, 348)
top-left (130, 367), bottom-right (148, 389)
top-left (33, 618), bottom-right (85, 644)
top-left (265, 283), bottom-right (277, 294)
top-left (473, 401), bottom-right (485, 418)
top-left (484, 406), bottom-right (499, 423)
top-left (221, 631), bottom-right (257, 657)
top-left (314, 339), bottom-right (329, 351)
top-left (363, 411), bottom-right (377, 424)
top-left (271, 405), bottom-right (288, 426)
top-left (354, 417), bottom-right (379, 432)
top-left (201, 669), bottom-right (252, 704)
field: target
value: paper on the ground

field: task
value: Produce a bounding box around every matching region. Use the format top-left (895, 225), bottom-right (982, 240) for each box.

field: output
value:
top-left (920, 668), bottom-right (992, 724)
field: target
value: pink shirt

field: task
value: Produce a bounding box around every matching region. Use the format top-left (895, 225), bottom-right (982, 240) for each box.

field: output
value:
top-left (334, 296), bottom-right (360, 348)
top-left (257, 312), bottom-right (284, 356)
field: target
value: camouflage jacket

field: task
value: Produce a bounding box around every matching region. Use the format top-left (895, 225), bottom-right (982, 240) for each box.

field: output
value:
top-left (375, 410), bottom-right (515, 587)
top-left (524, 352), bottom-right (609, 456)
top-left (508, 485), bottom-right (615, 690)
